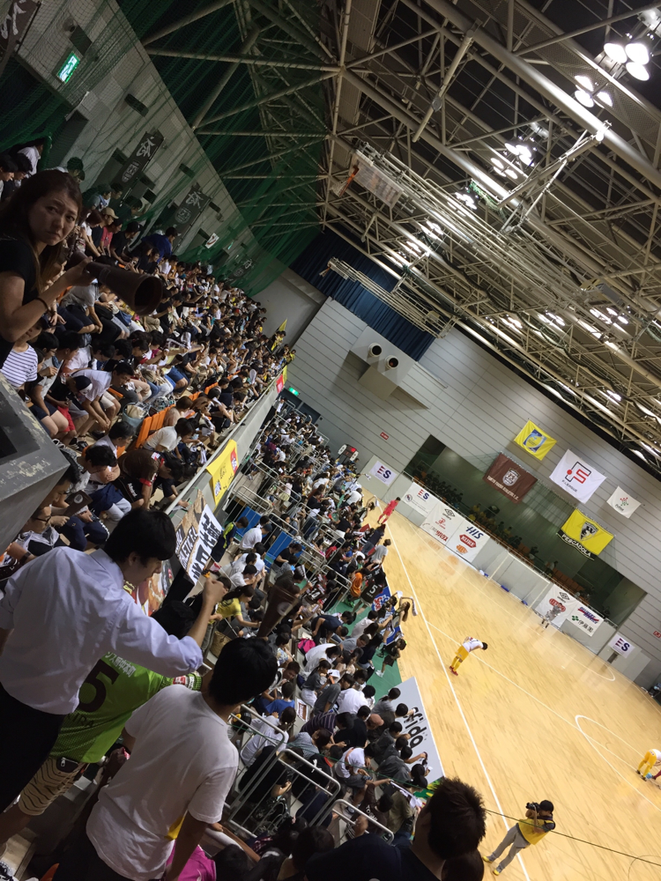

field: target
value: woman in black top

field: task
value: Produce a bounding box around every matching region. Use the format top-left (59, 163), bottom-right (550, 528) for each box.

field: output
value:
top-left (0, 170), bottom-right (92, 367)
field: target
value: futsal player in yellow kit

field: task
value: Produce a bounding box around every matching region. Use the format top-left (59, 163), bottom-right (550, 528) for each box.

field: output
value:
top-left (637, 748), bottom-right (661, 778)
top-left (449, 636), bottom-right (488, 675)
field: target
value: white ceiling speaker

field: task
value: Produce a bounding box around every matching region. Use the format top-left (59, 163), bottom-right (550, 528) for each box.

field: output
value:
top-left (385, 356), bottom-right (400, 370)
top-left (367, 343), bottom-right (383, 358)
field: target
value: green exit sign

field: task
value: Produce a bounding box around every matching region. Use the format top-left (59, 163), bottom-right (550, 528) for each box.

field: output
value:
top-left (288, 387), bottom-right (300, 396)
top-left (56, 52), bottom-right (81, 84)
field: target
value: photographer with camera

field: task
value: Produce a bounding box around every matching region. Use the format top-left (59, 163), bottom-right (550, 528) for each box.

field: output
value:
top-left (483, 799), bottom-right (555, 875)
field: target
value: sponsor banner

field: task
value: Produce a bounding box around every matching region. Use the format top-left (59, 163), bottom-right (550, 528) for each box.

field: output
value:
top-left (395, 677), bottom-right (444, 782)
top-left (483, 453), bottom-right (537, 503)
top-left (446, 519), bottom-right (490, 563)
top-left (535, 585), bottom-right (577, 627)
top-left (606, 486), bottom-right (641, 519)
top-left (559, 509), bottom-right (613, 558)
top-left (568, 604), bottom-right (604, 637)
top-left (117, 130), bottom-right (164, 188)
top-left (403, 481), bottom-right (438, 515)
top-left (276, 373), bottom-right (285, 393)
top-left (420, 502), bottom-right (460, 544)
top-left (369, 460), bottom-right (398, 485)
top-left (207, 439), bottom-right (239, 504)
top-left (549, 449), bottom-right (607, 503)
top-left (608, 633), bottom-right (635, 656)
top-left (514, 420), bottom-right (556, 460)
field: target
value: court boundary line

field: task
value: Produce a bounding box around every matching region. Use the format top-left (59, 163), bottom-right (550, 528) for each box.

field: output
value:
top-left (401, 516), bottom-right (617, 682)
top-left (385, 517), bottom-right (532, 881)
top-left (426, 619), bottom-right (654, 780)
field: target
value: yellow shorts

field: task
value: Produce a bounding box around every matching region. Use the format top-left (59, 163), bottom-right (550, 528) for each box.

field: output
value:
top-left (455, 646), bottom-right (470, 661)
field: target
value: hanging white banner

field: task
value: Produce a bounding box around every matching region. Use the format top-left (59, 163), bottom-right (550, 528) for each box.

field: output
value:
top-left (402, 481), bottom-right (439, 515)
top-left (606, 486), bottom-right (641, 519)
top-left (548, 449), bottom-right (607, 503)
top-left (369, 460), bottom-right (398, 485)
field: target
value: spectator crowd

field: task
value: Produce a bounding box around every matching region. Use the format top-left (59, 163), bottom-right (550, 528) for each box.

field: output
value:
top-left (0, 155), bottom-right (526, 881)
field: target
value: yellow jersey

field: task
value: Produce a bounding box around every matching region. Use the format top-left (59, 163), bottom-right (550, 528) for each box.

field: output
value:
top-left (517, 816), bottom-right (555, 845)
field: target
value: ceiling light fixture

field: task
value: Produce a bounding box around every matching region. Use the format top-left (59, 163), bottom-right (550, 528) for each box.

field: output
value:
top-left (626, 61), bottom-right (651, 80)
top-left (596, 90), bottom-right (613, 107)
top-left (575, 74), bottom-right (594, 91)
top-left (574, 88), bottom-right (595, 108)
top-left (625, 41), bottom-right (650, 65)
top-left (604, 42), bottom-right (628, 64)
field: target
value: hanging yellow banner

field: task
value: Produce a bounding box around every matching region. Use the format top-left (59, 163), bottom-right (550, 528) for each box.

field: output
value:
top-left (513, 420), bottom-right (557, 460)
top-left (207, 440), bottom-right (239, 504)
top-left (559, 509), bottom-right (614, 557)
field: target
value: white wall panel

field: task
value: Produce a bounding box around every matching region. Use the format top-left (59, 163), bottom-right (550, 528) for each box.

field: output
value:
top-left (288, 295), bottom-right (661, 686)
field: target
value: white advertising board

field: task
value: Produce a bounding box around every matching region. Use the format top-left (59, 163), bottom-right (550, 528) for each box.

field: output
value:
top-left (395, 677), bottom-right (444, 782)
top-left (445, 519), bottom-right (490, 563)
top-left (567, 603), bottom-right (604, 637)
top-left (402, 481), bottom-right (439, 515)
top-left (420, 502), bottom-right (461, 544)
top-left (534, 585), bottom-right (577, 627)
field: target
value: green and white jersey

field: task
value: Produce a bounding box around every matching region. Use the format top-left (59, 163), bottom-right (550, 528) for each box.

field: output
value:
top-left (51, 652), bottom-right (202, 764)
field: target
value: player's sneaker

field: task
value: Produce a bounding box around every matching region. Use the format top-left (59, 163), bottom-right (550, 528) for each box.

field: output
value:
top-left (449, 667), bottom-right (458, 675)
top-left (375, 670), bottom-right (384, 677)
top-left (482, 856), bottom-right (494, 863)
top-left (493, 870), bottom-right (501, 876)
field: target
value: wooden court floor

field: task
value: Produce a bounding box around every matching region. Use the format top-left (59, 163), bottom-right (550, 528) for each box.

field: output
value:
top-left (368, 498), bottom-right (661, 881)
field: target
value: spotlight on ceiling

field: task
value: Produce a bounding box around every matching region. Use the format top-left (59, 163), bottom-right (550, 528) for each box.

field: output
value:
top-left (574, 88), bottom-right (595, 108)
top-left (596, 90), bottom-right (613, 106)
top-left (604, 41), bottom-right (627, 64)
top-left (626, 41), bottom-right (650, 65)
top-left (626, 61), bottom-right (650, 80)
top-left (575, 74), bottom-right (594, 91)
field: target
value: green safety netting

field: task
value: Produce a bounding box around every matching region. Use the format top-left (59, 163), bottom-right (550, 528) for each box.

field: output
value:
top-left (0, 0), bottom-right (326, 294)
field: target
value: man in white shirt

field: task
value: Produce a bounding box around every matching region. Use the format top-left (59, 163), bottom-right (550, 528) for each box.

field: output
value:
top-left (351, 610), bottom-right (378, 641)
top-left (0, 509), bottom-right (227, 814)
top-left (240, 707), bottom-right (295, 767)
top-left (54, 639), bottom-right (278, 881)
top-left (238, 515), bottom-right (270, 553)
top-left (144, 418), bottom-right (194, 454)
top-left (336, 684), bottom-right (369, 715)
top-left (369, 539), bottom-right (391, 566)
top-left (304, 643), bottom-right (341, 673)
top-left (72, 362), bottom-right (135, 434)
top-left (345, 487), bottom-right (362, 505)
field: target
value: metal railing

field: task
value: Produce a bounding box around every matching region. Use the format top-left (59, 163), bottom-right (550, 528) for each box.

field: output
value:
top-left (226, 746), bottom-right (341, 839)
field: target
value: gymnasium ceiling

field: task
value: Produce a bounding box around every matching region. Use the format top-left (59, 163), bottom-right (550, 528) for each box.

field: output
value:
top-left (136, 1), bottom-right (661, 472)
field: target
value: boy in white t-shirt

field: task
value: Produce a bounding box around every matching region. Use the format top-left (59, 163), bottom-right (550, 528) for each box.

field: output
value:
top-left (53, 639), bottom-right (278, 881)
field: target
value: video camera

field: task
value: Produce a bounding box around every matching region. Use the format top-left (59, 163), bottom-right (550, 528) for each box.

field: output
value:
top-left (526, 802), bottom-right (540, 811)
